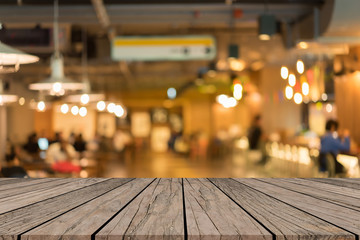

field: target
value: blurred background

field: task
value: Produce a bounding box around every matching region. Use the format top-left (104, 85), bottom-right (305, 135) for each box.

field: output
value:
top-left (0, 0), bottom-right (359, 178)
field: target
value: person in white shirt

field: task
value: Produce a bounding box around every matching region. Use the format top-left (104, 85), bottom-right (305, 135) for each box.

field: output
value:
top-left (46, 139), bottom-right (77, 164)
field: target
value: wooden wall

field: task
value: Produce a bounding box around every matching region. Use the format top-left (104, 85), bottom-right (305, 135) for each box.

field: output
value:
top-left (335, 72), bottom-right (360, 144)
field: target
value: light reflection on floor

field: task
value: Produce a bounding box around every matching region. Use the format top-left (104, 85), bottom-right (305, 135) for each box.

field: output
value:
top-left (102, 151), bottom-right (317, 178)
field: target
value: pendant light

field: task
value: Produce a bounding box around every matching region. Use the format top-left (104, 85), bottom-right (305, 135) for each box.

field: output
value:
top-left (0, 42), bottom-right (39, 73)
top-left (29, 0), bottom-right (85, 96)
top-left (0, 79), bottom-right (18, 105)
top-left (65, 27), bottom-right (104, 104)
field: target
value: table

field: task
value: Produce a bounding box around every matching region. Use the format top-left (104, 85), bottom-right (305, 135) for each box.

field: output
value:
top-left (0, 178), bottom-right (359, 240)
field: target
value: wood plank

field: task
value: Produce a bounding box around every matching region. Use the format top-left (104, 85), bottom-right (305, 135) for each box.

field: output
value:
top-left (21, 178), bottom-right (154, 240)
top-left (0, 178), bottom-right (37, 186)
top-left (96, 178), bottom-right (184, 240)
top-left (0, 178), bottom-right (56, 191)
top-left (184, 178), bottom-right (271, 240)
top-left (310, 178), bottom-right (360, 190)
top-left (234, 179), bottom-right (360, 237)
top-left (0, 178), bottom-right (74, 200)
top-left (261, 178), bottom-right (360, 211)
top-left (0, 178), bottom-right (133, 240)
top-left (334, 178), bottom-right (360, 184)
top-left (283, 178), bottom-right (360, 199)
top-left (0, 178), bottom-right (107, 214)
top-left (209, 178), bottom-right (355, 240)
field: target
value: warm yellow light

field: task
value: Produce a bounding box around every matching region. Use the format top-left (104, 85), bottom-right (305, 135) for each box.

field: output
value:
top-left (80, 94), bottom-right (90, 105)
top-left (288, 74), bottom-right (296, 87)
top-left (37, 101), bottom-right (45, 112)
top-left (216, 94), bottom-right (228, 104)
top-left (280, 66), bottom-right (289, 79)
top-left (294, 93), bottom-right (303, 104)
top-left (302, 82), bottom-right (309, 96)
top-left (97, 101), bottom-right (106, 111)
top-left (233, 83), bottom-right (243, 100)
top-left (298, 41), bottom-right (308, 49)
top-left (114, 105), bottom-right (125, 117)
top-left (326, 103), bottom-right (333, 113)
top-left (79, 107), bottom-right (87, 117)
top-left (285, 86), bottom-right (293, 100)
top-left (60, 104), bottom-right (69, 114)
top-left (321, 93), bottom-right (328, 101)
top-left (107, 103), bottom-right (116, 113)
top-left (259, 34), bottom-right (270, 41)
top-left (52, 82), bottom-right (62, 93)
top-left (229, 58), bottom-right (245, 71)
top-left (18, 97), bottom-right (25, 106)
top-left (297, 60), bottom-right (304, 74)
top-left (71, 105), bottom-right (79, 115)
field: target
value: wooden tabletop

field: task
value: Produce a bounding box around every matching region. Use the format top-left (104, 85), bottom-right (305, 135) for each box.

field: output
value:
top-left (0, 178), bottom-right (359, 240)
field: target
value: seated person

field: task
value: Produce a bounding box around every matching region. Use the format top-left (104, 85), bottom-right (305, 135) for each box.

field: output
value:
top-left (23, 133), bottom-right (40, 154)
top-left (319, 119), bottom-right (350, 174)
top-left (1, 145), bottom-right (28, 178)
top-left (46, 138), bottom-right (77, 164)
top-left (74, 134), bottom-right (87, 153)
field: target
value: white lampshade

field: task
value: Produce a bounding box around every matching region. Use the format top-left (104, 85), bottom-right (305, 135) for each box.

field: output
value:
top-left (0, 42), bottom-right (39, 65)
top-left (29, 55), bottom-right (85, 95)
top-left (0, 94), bottom-right (18, 105)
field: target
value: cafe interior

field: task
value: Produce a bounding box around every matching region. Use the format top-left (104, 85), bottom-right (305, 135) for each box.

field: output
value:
top-left (0, 0), bottom-right (359, 178)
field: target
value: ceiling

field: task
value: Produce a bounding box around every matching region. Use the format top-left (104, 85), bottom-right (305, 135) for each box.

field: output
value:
top-left (0, 0), bottom-right (326, 94)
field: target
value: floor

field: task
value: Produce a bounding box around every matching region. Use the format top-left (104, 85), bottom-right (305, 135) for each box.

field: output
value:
top-left (101, 150), bottom-right (317, 178)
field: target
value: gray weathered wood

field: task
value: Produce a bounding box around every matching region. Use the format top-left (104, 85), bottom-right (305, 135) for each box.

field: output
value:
top-left (0, 178), bottom-right (55, 192)
top-left (0, 178), bottom-right (133, 240)
top-left (209, 178), bottom-right (355, 240)
top-left (0, 178), bottom-right (37, 186)
top-left (0, 178), bottom-right (74, 200)
top-left (96, 178), bottom-right (184, 240)
top-left (184, 178), bottom-right (271, 240)
top-left (283, 178), bottom-right (360, 199)
top-left (0, 178), bottom-right (107, 214)
top-left (236, 178), bottom-right (360, 237)
top-left (0, 178), bottom-right (359, 240)
top-left (310, 178), bottom-right (360, 190)
top-left (21, 178), bottom-right (154, 240)
top-left (261, 178), bottom-right (360, 211)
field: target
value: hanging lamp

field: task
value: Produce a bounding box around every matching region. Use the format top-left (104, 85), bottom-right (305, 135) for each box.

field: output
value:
top-left (0, 79), bottom-right (18, 105)
top-left (29, 0), bottom-right (85, 96)
top-left (65, 27), bottom-right (104, 104)
top-left (0, 42), bottom-right (39, 73)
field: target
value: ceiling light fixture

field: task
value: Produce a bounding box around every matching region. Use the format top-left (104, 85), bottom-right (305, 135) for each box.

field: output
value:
top-left (29, 0), bottom-right (85, 96)
top-left (258, 14), bottom-right (276, 41)
top-left (65, 27), bottom-right (104, 103)
top-left (0, 80), bottom-right (18, 105)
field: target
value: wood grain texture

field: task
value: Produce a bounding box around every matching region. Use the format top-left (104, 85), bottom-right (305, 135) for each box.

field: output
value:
top-left (209, 178), bottom-right (355, 240)
top-left (282, 178), bottom-right (360, 201)
top-left (22, 178), bottom-right (154, 240)
top-left (0, 178), bottom-right (107, 214)
top-left (184, 178), bottom-right (271, 240)
top-left (261, 178), bottom-right (360, 211)
top-left (0, 178), bottom-right (359, 240)
top-left (0, 178), bottom-right (74, 200)
top-left (0, 178), bottom-right (55, 192)
top-left (236, 179), bottom-right (360, 237)
top-left (283, 178), bottom-right (360, 199)
top-left (96, 178), bottom-right (184, 240)
top-left (0, 178), bottom-right (132, 240)
top-left (310, 178), bottom-right (360, 190)
top-left (0, 178), bottom-right (36, 186)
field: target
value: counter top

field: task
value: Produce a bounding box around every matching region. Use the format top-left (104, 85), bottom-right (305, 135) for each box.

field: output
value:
top-left (0, 177), bottom-right (359, 240)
